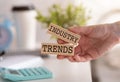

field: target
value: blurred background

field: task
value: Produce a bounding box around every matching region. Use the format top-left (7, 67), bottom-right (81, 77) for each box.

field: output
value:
top-left (0, 0), bottom-right (120, 82)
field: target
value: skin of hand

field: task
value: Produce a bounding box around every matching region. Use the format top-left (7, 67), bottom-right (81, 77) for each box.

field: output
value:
top-left (57, 23), bottom-right (119, 62)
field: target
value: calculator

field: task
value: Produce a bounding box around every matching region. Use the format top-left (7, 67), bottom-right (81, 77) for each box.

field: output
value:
top-left (1, 67), bottom-right (53, 81)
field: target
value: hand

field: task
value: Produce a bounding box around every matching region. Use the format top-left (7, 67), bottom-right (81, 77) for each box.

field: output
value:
top-left (57, 24), bottom-right (119, 62)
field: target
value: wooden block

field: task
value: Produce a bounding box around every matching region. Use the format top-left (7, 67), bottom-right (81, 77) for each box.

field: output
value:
top-left (41, 43), bottom-right (74, 56)
top-left (48, 23), bottom-right (81, 45)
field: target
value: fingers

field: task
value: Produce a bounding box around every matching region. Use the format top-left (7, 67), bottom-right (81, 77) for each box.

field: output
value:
top-left (56, 26), bottom-right (92, 62)
top-left (57, 55), bottom-right (66, 59)
top-left (68, 26), bottom-right (93, 35)
top-left (73, 55), bottom-right (81, 62)
top-left (57, 54), bottom-right (93, 62)
top-left (72, 55), bottom-right (90, 62)
top-left (67, 53), bottom-right (93, 62)
top-left (74, 44), bottom-right (82, 55)
top-left (57, 54), bottom-right (76, 62)
top-left (68, 27), bottom-right (82, 34)
top-left (68, 56), bottom-right (75, 62)
top-left (57, 39), bottom-right (67, 44)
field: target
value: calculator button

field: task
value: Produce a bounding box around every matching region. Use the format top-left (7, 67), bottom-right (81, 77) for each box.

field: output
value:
top-left (34, 68), bottom-right (42, 75)
top-left (22, 69), bottom-right (31, 76)
top-left (34, 68), bottom-right (45, 75)
top-left (19, 70), bottom-right (27, 76)
top-left (40, 68), bottom-right (48, 74)
top-left (28, 69), bottom-right (37, 75)
top-left (42, 67), bottom-right (52, 74)
top-left (31, 68), bottom-right (40, 75)
top-left (25, 69), bottom-right (35, 76)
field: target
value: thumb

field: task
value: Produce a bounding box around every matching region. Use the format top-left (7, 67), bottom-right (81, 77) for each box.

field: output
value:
top-left (68, 26), bottom-right (92, 35)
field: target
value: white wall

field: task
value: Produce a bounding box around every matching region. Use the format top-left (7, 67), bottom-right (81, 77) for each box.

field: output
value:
top-left (0, 0), bottom-right (76, 50)
top-left (1, 0), bottom-right (120, 50)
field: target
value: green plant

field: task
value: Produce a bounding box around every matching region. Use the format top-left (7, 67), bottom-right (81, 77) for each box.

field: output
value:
top-left (36, 4), bottom-right (90, 29)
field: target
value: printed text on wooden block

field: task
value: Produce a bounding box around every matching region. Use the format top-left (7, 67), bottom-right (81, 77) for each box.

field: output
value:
top-left (41, 43), bottom-right (74, 56)
top-left (48, 23), bottom-right (80, 45)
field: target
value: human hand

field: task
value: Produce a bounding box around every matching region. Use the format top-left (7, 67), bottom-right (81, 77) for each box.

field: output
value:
top-left (57, 24), bottom-right (119, 62)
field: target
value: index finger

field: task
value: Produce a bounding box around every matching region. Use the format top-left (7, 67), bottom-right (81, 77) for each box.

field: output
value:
top-left (57, 39), bottom-right (68, 44)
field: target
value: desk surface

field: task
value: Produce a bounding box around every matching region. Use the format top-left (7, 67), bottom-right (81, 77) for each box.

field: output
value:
top-left (0, 56), bottom-right (92, 82)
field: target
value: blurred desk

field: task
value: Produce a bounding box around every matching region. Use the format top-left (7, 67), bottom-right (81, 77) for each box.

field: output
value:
top-left (0, 56), bottom-right (92, 82)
